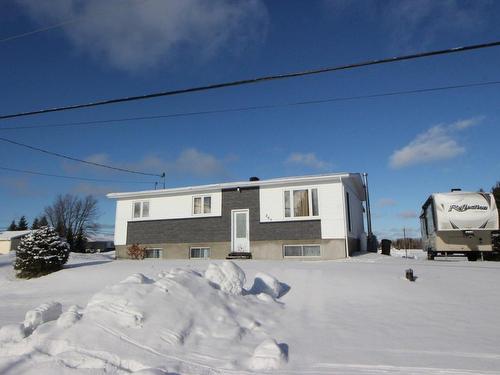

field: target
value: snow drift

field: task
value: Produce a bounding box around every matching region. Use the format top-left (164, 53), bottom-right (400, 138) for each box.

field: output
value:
top-left (0, 261), bottom-right (288, 374)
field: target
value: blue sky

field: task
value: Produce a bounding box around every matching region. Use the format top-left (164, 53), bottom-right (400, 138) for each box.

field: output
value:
top-left (1, 0), bottom-right (499, 239)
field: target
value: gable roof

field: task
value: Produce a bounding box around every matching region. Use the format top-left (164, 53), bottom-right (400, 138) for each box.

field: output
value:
top-left (107, 172), bottom-right (366, 200)
top-left (0, 230), bottom-right (32, 240)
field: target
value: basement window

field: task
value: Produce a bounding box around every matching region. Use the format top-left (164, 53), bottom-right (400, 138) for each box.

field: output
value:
top-left (190, 247), bottom-right (210, 259)
top-left (133, 201), bottom-right (150, 218)
top-left (144, 248), bottom-right (162, 258)
top-left (193, 196), bottom-right (212, 215)
top-left (283, 244), bottom-right (321, 257)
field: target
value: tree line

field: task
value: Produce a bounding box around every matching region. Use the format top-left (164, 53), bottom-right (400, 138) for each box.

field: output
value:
top-left (5, 194), bottom-right (100, 253)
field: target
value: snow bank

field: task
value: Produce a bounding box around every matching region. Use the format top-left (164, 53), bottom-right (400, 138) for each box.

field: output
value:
top-left (0, 263), bottom-right (287, 373)
top-left (250, 338), bottom-right (288, 370)
top-left (57, 305), bottom-right (82, 328)
top-left (205, 260), bottom-right (246, 295)
top-left (250, 272), bottom-right (287, 298)
top-left (23, 302), bottom-right (62, 333)
top-left (0, 324), bottom-right (26, 343)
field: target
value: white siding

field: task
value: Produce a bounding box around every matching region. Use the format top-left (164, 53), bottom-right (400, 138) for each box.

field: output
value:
top-left (0, 241), bottom-right (11, 255)
top-left (113, 190), bottom-right (222, 245)
top-left (259, 180), bottom-right (346, 239)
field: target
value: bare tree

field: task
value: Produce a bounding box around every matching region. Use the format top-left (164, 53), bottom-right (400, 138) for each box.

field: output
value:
top-left (44, 194), bottom-right (100, 237)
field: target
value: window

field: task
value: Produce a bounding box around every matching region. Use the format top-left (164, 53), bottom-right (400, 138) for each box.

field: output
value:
top-left (133, 201), bottom-right (149, 218)
top-left (193, 195), bottom-right (212, 215)
top-left (145, 248), bottom-right (162, 258)
top-left (312, 188), bottom-right (319, 216)
top-left (283, 188), bottom-right (319, 218)
top-left (190, 247), bottom-right (210, 259)
top-left (284, 191), bottom-right (291, 217)
top-left (283, 244), bottom-right (320, 257)
top-left (294, 190), bottom-right (309, 216)
top-left (346, 191), bottom-right (352, 232)
top-left (425, 203), bottom-right (435, 233)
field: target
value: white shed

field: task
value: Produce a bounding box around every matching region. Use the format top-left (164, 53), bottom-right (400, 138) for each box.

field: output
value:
top-left (0, 230), bottom-right (31, 254)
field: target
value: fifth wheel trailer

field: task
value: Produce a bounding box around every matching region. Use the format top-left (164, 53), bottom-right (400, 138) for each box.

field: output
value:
top-left (420, 191), bottom-right (500, 261)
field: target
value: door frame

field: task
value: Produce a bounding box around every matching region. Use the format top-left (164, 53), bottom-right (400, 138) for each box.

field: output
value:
top-left (231, 209), bottom-right (250, 252)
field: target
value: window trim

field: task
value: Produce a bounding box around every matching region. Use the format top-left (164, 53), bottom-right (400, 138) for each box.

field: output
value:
top-left (192, 195), bottom-right (212, 215)
top-left (283, 244), bottom-right (321, 258)
top-left (190, 246), bottom-right (211, 259)
top-left (132, 200), bottom-right (150, 219)
top-left (283, 188), bottom-right (320, 219)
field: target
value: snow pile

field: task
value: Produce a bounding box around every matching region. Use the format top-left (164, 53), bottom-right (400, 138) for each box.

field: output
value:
top-left (249, 272), bottom-right (287, 299)
top-left (0, 261), bottom-right (288, 374)
top-left (250, 338), bottom-right (288, 370)
top-left (0, 324), bottom-right (25, 344)
top-left (205, 260), bottom-right (246, 295)
top-left (23, 302), bottom-right (62, 333)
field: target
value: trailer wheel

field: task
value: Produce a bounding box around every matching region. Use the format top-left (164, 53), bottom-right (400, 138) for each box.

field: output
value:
top-left (427, 251), bottom-right (435, 260)
top-left (467, 253), bottom-right (478, 261)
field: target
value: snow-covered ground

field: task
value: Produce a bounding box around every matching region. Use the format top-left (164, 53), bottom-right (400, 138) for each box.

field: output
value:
top-left (0, 251), bottom-right (499, 374)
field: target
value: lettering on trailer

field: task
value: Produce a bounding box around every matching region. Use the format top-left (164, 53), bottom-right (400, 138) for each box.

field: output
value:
top-left (448, 204), bottom-right (488, 212)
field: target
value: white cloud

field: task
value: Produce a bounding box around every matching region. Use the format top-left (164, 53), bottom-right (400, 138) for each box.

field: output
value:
top-left (383, 0), bottom-right (491, 49)
top-left (286, 152), bottom-right (332, 170)
top-left (61, 148), bottom-right (233, 179)
top-left (389, 117), bottom-right (483, 169)
top-left (377, 198), bottom-right (397, 208)
top-left (397, 210), bottom-right (418, 219)
top-left (321, 1), bottom-right (492, 50)
top-left (17, 0), bottom-right (269, 71)
top-left (127, 148), bottom-right (233, 178)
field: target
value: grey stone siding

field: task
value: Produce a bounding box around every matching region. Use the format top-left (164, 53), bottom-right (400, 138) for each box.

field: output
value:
top-left (127, 187), bottom-right (321, 245)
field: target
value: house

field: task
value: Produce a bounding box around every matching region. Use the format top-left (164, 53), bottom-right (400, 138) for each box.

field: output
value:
top-left (0, 230), bottom-right (32, 254)
top-left (107, 172), bottom-right (367, 260)
top-left (86, 234), bottom-right (115, 253)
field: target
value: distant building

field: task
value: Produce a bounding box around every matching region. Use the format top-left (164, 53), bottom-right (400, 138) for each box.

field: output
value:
top-left (0, 230), bottom-right (32, 254)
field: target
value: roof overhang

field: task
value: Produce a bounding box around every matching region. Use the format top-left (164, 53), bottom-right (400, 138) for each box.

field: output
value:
top-left (107, 172), bottom-right (359, 200)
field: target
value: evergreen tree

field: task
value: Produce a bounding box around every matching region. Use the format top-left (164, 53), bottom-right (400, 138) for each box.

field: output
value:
top-left (17, 216), bottom-right (28, 230)
top-left (74, 229), bottom-right (88, 253)
top-left (66, 226), bottom-right (75, 252)
top-left (7, 220), bottom-right (17, 231)
top-left (38, 216), bottom-right (49, 227)
top-left (31, 217), bottom-right (40, 230)
top-left (14, 226), bottom-right (70, 278)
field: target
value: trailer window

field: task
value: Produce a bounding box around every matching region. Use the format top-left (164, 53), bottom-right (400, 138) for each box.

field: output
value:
top-left (425, 204), bottom-right (435, 234)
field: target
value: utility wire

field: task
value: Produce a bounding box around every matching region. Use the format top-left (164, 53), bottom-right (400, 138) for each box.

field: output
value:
top-left (0, 136), bottom-right (163, 177)
top-left (0, 18), bottom-right (79, 44)
top-left (0, 79), bottom-right (498, 132)
top-left (1, 40), bottom-right (500, 121)
top-left (0, 166), bottom-right (156, 184)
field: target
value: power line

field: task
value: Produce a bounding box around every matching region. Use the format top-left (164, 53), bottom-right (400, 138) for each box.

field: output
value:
top-left (1, 40), bottom-right (500, 121)
top-left (0, 166), bottom-right (156, 184)
top-left (0, 136), bottom-right (163, 177)
top-left (0, 18), bottom-right (79, 44)
top-left (0, 79), bottom-right (499, 132)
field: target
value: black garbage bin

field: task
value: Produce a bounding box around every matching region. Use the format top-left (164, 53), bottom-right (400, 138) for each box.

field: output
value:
top-left (381, 239), bottom-right (392, 255)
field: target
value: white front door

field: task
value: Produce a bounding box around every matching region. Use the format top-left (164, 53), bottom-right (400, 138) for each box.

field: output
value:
top-left (231, 209), bottom-right (250, 252)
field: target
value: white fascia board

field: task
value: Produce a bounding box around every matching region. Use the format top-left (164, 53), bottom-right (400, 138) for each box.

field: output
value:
top-left (106, 172), bottom-right (354, 200)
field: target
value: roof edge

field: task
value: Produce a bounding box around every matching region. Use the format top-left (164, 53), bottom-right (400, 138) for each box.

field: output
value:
top-left (107, 172), bottom-right (359, 199)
